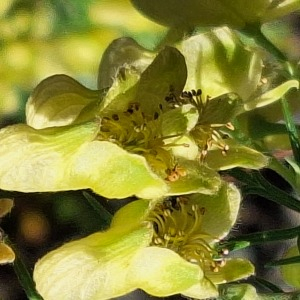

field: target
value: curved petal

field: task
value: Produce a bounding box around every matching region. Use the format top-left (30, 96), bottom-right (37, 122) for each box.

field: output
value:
top-left (34, 226), bottom-right (152, 300)
top-left (98, 37), bottom-right (155, 90)
top-left (167, 160), bottom-right (221, 196)
top-left (0, 243), bottom-right (15, 264)
top-left (0, 122), bottom-right (167, 199)
top-left (0, 198), bottom-right (14, 218)
top-left (26, 75), bottom-right (100, 129)
top-left (182, 277), bottom-right (218, 299)
top-left (179, 28), bottom-right (262, 101)
top-left (190, 183), bottom-right (241, 240)
top-left (162, 104), bottom-right (199, 136)
top-left (111, 199), bottom-right (150, 230)
top-left (205, 258), bottom-right (255, 284)
top-left (129, 246), bottom-right (203, 297)
top-left (99, 46), bottom-right (187, 118)
top-left (205, 140), bottom-right (269, 170)
top-left (243, 79), bottom-right (299, 111)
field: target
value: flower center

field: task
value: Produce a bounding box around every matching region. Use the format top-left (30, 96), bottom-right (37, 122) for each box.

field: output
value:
top-left (97, 103), bottom-right (187, 181)
top-left (165, 88), bottom-right (234, 161)
top-left (148, 197), bottom-right (226, 272)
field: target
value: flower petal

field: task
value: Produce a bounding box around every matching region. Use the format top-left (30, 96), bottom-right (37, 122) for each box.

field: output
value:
top-left (162, 104), bottom-right (199, 136)
top-left (182, 277), bottom-right (218, 299)
top-left (190, 183), bottom-right (241, 240)
top-left (99, 46), bottom-right (187, 118)
top-left (281, 246), bottom-right (300, 289)
top-left (98, 37), bottom-right (155, 90)
top-left (0, 243), bottom-right (15, 264)
top-left (198, 93), bottom-right (243, 125)
top-left (167, 160), bottom-right (222, 196)
top-left (129, 246), bottom-right (203, 297)
top-left (26, 75), bottom-right (100, 129)
top-left (0, 122), bottom-right (167, 199)
top-left (206, 258), bottom-right (255, 284)
top-left (263, 0), bottom-right (300, 23)
top-left (243, 79), bottom-right (299, 111)
top-left (218, 283), bottom-right (259, 300)
top-left (0, 198), bottom-right (14, 218)
top-left (205, 140), bottom-right (269, 170)
top-left (180, 27), bottom-right (262, 101)
top-left (34, 226), bottom-right (152, 300)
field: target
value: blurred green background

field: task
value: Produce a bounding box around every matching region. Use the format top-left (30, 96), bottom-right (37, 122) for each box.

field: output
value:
top-left (0, 1), bottom-right (299, 299)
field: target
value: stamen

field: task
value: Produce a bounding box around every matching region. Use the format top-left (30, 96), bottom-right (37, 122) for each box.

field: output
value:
top-left (148, 198), bottom-right (227, 273)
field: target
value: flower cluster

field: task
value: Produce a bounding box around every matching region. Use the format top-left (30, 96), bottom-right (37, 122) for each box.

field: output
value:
top-left (0, 25), bottom-right (298, 299)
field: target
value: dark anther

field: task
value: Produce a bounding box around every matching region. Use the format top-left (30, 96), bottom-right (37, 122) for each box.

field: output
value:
top-left (112, 114), bottom-right (119, 121)
top-left (197, 89), bottom-right (202, 95)
top-left (154, 111), bottom-right (159, 120)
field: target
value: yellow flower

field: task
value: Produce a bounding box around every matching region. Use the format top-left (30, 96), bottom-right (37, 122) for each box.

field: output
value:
top-left (33, 183), bottom-right (254, 300)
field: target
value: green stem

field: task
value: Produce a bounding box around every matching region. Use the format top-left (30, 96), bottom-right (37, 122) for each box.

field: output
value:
top-left (254, 277), bottom-right (284, 293)
top-left (227, 169), bottom-right (300, 212)
top-left (265, 255), bottom-right (300, 267)
top-left (5, 238), bottom-right (43, 300)
top-left (268, 158), bottom-right (298, 194)
top-left (281, 95), bottom-right (300, 165)
top-left (241, 23), bottom-right (288, 63)
top-left (225, 225), bottom-right (300, 246)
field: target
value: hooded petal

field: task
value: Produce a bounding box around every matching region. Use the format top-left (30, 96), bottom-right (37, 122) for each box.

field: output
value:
top-left (179, 27), bottom-right (262, 101)
top-left (34, 226), bottom-right (153, 300)
top-left (97, 37), bottom-right (155, 90)
top-left (189, 183), bottom-right (241, 240)
top-left (99, 45), bottom-right (187, 118)
top-left (26, 75), bottom-right (101, 129)
top-left (0, 122), bottom-right (167, 199)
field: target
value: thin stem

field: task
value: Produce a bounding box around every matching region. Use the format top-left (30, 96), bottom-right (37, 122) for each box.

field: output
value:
top-left (5, 238), bottom-right (43, 300)
top-left (82, 191), bottom-right (112, 227)
top-left (281, 95), bottom-right (300, 165)
top-left (227, 169), bottom-right (300, 212)
top-left (253, 277), bottom-right (284, 293)
top-left (265, 255), bottom-right (300, 267)
top-left (225, 225), bottom-right (300, 246)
